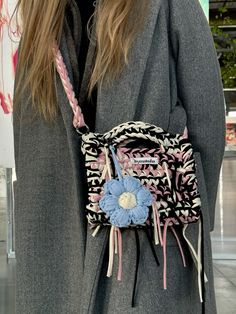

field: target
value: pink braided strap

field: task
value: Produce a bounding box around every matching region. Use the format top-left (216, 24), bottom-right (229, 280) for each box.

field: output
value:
top-left (53, 44), bottom-right (87, 130)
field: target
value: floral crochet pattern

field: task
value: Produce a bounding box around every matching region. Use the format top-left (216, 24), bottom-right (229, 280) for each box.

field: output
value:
top-left (99, 176), bottom-right (153, 227)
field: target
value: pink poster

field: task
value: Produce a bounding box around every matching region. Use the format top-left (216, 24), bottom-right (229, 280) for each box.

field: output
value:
top-left (0, 0), bottom-right (20, 167)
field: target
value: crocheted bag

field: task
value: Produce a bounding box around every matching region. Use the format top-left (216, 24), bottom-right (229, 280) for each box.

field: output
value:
top-left (54, 46), bottom-right (207, 308)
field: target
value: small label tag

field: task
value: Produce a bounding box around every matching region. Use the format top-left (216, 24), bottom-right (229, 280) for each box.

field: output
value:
top-left (131, 157), bottom-right (158, 165)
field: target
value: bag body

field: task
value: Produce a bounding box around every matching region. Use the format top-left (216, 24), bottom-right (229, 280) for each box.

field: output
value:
top-left (81, 121), bottom-right (201, 228)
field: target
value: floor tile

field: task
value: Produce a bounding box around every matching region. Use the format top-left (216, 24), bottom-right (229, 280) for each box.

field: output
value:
top-left (0, 284), bottom-right (15, 314)
top-left (216, 296), bottom-right (236, 314)
top-left (214, 277), bottom-right (235, 290)
top-left (228, 277), bottom-right (236, 286)
top-left (213, 260), bottom-right (236, 279)
top-left (213, 266), bottom-right (224, 278)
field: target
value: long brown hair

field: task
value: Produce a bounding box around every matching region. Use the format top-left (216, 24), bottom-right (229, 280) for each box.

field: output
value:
top-left (14, 0), bottom-right (148, 121)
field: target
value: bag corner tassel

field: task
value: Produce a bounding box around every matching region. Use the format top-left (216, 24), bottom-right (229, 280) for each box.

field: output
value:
top-left (152, 203), bottom-right (159, 246)
top-left (182, 217), bottom-right (208, 304)
top-left (163, 218), bottom-right (172, 290)
top-left (152, 202), bottom-right (163, 246)
top-left (106, 226), bottom-right (123, 281)
top-left (107, 225), bottom-right (115, 278)
top-left (115, 227), bottom-right (123, 281)
top-left (92, 225), bottom-right (101, 238)
top-left (170, 226), bottom-right (187, 267)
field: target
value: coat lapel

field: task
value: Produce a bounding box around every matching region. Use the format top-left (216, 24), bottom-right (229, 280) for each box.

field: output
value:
top-left (58, 1), bottom-right (162, 313)
top-left (78, 1), bottom-right (162, 313)
top-left (95, 0), bottom-right (162, 133)
top-left (57, 2), bottom-right (109, 313)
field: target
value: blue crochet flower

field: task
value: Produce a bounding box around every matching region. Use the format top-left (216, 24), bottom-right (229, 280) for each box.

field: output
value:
top-left (99, 176), bottom-right (153, 228)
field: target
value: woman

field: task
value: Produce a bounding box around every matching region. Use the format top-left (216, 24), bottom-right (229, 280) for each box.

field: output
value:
top-left (13, 0), bottom-right (225, 313)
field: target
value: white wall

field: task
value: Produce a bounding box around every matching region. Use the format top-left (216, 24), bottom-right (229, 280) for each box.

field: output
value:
top-left (0, 0), bottom-right (20, 168)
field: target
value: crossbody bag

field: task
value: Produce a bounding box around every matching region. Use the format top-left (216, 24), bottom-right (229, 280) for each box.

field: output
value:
top-left (53, 45), bottom-right (207, 309)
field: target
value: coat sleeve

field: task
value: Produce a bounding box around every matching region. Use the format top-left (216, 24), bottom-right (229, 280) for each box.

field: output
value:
top-left (169, 0), bottom-right (226, 231)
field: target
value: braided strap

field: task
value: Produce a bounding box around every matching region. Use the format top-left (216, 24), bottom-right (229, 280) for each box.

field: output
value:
top-left (53, 44), bottom-right (86, 130)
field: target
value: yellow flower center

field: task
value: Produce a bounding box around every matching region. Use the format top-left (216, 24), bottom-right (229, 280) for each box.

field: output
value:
top-left (118, 192), bottom-right (137, 209)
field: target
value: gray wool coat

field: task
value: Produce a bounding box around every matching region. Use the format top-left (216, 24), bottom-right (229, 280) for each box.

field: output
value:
top-left (13, 0), bottom-right (225, 313)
